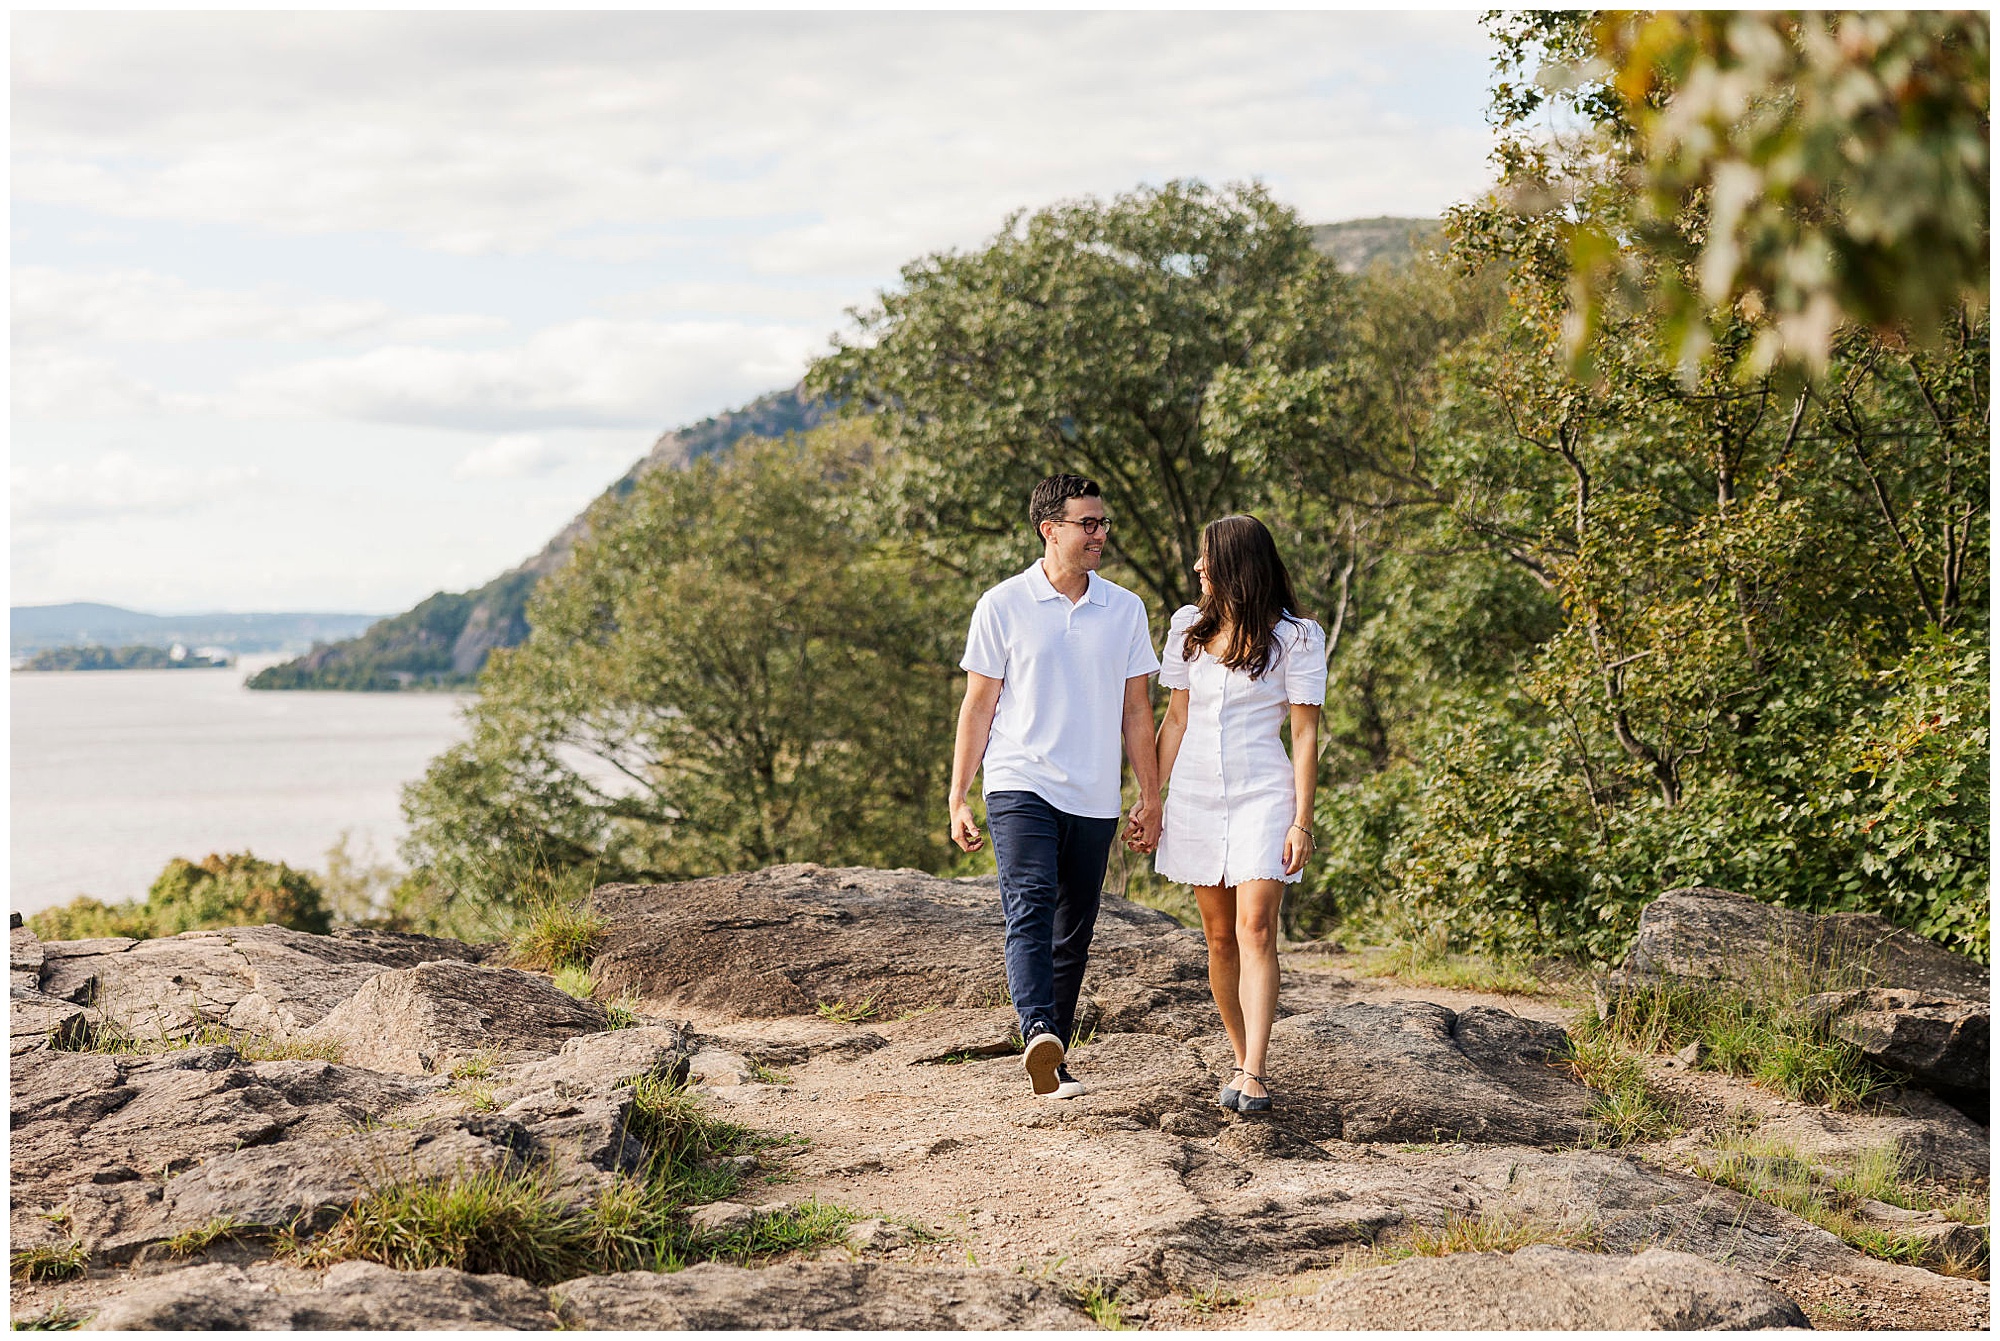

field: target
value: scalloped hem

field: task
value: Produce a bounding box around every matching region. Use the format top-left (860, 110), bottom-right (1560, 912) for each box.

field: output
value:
top-left (1154, 862), bottom-right (1303, 887)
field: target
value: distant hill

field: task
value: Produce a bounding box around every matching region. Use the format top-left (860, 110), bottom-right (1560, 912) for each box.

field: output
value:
top-left (9, 604), bottom-right (380, 658)
top-left (19, 644), bottom-right (232, 672)
top-left (1310, 216), bottom-right (1442, 273)
top-left (249, 385), bottom-right (830, 691)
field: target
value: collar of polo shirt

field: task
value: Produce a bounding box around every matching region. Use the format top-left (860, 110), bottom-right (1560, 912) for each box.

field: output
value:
top-left (1027, 560), bottom-right (1109, 606)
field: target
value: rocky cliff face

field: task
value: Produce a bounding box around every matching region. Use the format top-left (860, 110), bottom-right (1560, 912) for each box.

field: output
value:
top-left (10, 869), bottom-right (1988, 1330)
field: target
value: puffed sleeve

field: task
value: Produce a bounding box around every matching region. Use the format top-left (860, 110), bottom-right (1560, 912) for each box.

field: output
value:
top-left (1159, 605), bottom-right (1200, 691)
top-left (959, 594), bottom-right (1007, 679)
top-left (1284, 618), bottom-right (1327, 705)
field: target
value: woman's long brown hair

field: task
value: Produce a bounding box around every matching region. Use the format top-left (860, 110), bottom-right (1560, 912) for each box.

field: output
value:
top-left (1182, 515), bottom-right (1307, 679)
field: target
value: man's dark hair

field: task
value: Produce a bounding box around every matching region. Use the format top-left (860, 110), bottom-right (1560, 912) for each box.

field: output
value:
top-left (1029, 474), bottom-right (1101, 534)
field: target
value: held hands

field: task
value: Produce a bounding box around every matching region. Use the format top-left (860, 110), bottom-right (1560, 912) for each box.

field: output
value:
top-left (1282, 823), bottom-right (1315, 876)
top-left (1123, 795), bottom-right (1162, 854)
top-left (948, 800), bottom-right (984, 853)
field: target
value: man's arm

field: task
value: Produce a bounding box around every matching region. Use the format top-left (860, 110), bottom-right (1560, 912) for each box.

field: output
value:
top-left (1121, 674), bottom-right (1162, 851)
top-left (948, 672), bottom-right (1004, 852)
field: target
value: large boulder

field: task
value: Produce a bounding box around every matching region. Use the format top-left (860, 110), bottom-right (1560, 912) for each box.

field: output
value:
top-left (1615, 887), bottom-right (1986, 998)
top-left (29, 924), bottom-right (491, 1042)
top-left (82, 1261), bottom-right (557, 1330)
top-left (549, 1261), bottom-right (1090, 1329)
top-left (306, 961), bottom-right (609, 1074)
top-left (1802, 988), bottom-right (1988, 1094)
top-left (1262, 1002), bottom-right (1594, 1146)
top-left (1281, 1245), bottom-right (1809, 1329)
top-left (589, 864), bottom-right (1215, 1037)
top-left (1610, 888), bottom-right (1989, 1095)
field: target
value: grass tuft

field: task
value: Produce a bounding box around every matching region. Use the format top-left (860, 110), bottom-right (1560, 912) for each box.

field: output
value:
top-left (604, 994), bottom-right (644, 1029)
top-left (509, 892), bottom-right (605, 975)
top-left (551, 964), bottom-right (595, 1000)
top-left (747, 1060), bottom-right (794, 1086)
top-left (1355, 941), bottom-right (1552, 996)
top-left (10, 1242), bottom-right (87, 1283)
top-left (1566, 1030), bottom-right (1682, 1145)
top-left (164, 1216), bottom-right (250, 1259)
top-left (816, 997), bottom-right (877, 1025)
top-left (1073, 1277), bottom-right (1130, 1330)
top-left (1182, 1275), bottom-right (1243, 1315)
top-left (1401, 1209), bottom-right (1600, 1257)
top-left (1577, 978), bottom-right (1888, 1109)
top-left (1698, 1133), bottom-right (1990, 1275)
top-left (289, 1076), bottom-right (848, 1285)
top-left (52, 1019), bottom-right (341, 1065)
top-left (11, 1304), bottom-right (86, 1331)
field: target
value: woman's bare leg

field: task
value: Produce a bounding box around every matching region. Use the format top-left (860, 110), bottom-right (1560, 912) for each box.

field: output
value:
top-left (1193, 884), bottom-right (1244, 1069)
top-left (1233, 879), bottom-right (1284, 1098)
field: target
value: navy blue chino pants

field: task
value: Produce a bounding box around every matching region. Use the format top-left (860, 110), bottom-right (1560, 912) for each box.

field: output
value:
top-left (985, 790), bottom-right (1118, 1047)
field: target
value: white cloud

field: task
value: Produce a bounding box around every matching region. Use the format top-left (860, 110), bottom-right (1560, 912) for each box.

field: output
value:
top-left (11, 451), bottom-right (260, 526)
top-left (10, 348), bottom-right (187, 418)
top-left (12, 11), bottom-right (1495, 273)
top-left (232, 318), bottom-right (823, 431)
top-left (453, 433), bottom-right (566, 479)
top-left (11, 266), bottom-right (505, 345)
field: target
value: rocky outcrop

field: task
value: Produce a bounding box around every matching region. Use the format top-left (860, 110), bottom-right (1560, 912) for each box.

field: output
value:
top-left (549, 1261), bottom-right (1089, 1329)
top-left (29, 924), bottom-right (491, 1043)
top-left (11, 875), bottom-right (1986, 1332)
top-left (590, 865), bottom-right (1215, 1038)
top-left (1262, 1002), bottom-right (1592, 1146)
top-left (1282, 1245), bottom-right (1810, 1329)
top-left (1609, 887), bottom-right (1989, 1095)
top-left (1803, 988), bottom-right (1988, 1093)
top-left (84, 1261), bottom-right (559, 1330)
top-left (306, 961), bottom-right (609, 1074)
top-left (1614, 887), bottom-right (1986, 999)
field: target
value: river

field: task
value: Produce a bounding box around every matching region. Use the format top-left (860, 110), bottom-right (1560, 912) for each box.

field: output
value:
top-left (10, 657), bottom-right (471, 916)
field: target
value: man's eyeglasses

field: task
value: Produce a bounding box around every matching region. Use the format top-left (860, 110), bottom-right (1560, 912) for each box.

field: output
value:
top-left (1053, 516), bottom-right (1113, 535)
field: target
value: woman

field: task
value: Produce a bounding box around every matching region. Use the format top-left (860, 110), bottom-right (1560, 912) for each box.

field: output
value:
top-left (1148, 515), bottom-right (1324, 1113)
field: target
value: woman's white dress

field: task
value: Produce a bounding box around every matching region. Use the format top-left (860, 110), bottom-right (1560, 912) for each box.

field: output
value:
top-left (1154, 605), bottom-right (1327, 887)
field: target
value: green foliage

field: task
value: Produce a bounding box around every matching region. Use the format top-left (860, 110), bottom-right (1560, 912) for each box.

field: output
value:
top-left (1586, 12), bottom-right (1990, 376)
top-left (378, 25), bottom-right (1985, 965)
top-left (810, 178), bottom-right (1350, 614)
top-left (30, 851), bottom-right (331, 942)
top-left (21, 644), bottom-right (228, 671)
top-left (398, 427), bottom-right (967, 930)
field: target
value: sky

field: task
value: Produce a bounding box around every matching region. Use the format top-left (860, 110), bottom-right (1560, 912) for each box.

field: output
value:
top-left (12, 9), bottom-right (1501, 614)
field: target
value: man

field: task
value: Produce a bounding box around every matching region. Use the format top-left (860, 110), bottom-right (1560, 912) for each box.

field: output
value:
top-left (949, 474), bottom-right (1162, 1099)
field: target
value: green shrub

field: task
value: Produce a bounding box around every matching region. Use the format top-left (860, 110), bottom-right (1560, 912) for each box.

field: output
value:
top-left (29, 852), bottom-right (330, 943)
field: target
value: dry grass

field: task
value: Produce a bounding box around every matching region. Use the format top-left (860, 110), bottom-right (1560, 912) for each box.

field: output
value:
top-left (1697, 1133), bottom-right (1989, 1276)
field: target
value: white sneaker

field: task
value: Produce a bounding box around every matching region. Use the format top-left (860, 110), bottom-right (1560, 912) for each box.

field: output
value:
top-left (1051, 1064), bottom-right (1085, 1100)
top-left (1022, 1025), bottom-right (1065, 1095)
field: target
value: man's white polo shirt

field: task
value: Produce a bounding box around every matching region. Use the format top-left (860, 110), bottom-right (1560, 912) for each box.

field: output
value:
top-left (960, 560), bottom-right (1160, 819)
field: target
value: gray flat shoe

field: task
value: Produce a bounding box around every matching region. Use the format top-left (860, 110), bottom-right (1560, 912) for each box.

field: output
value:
top-left (1216, 1066), bottom-right (1245, 1111)
top-left (1238, 1071), bottom-right (1273, 1114)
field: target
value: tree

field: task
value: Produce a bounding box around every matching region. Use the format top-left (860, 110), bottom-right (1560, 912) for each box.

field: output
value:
top-left (1490, 10), bottom-right (1991, 377)
top-left (809, 179), bottom-right (1349, 617)
top-left (399, 426), bottom-right (969, 929)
